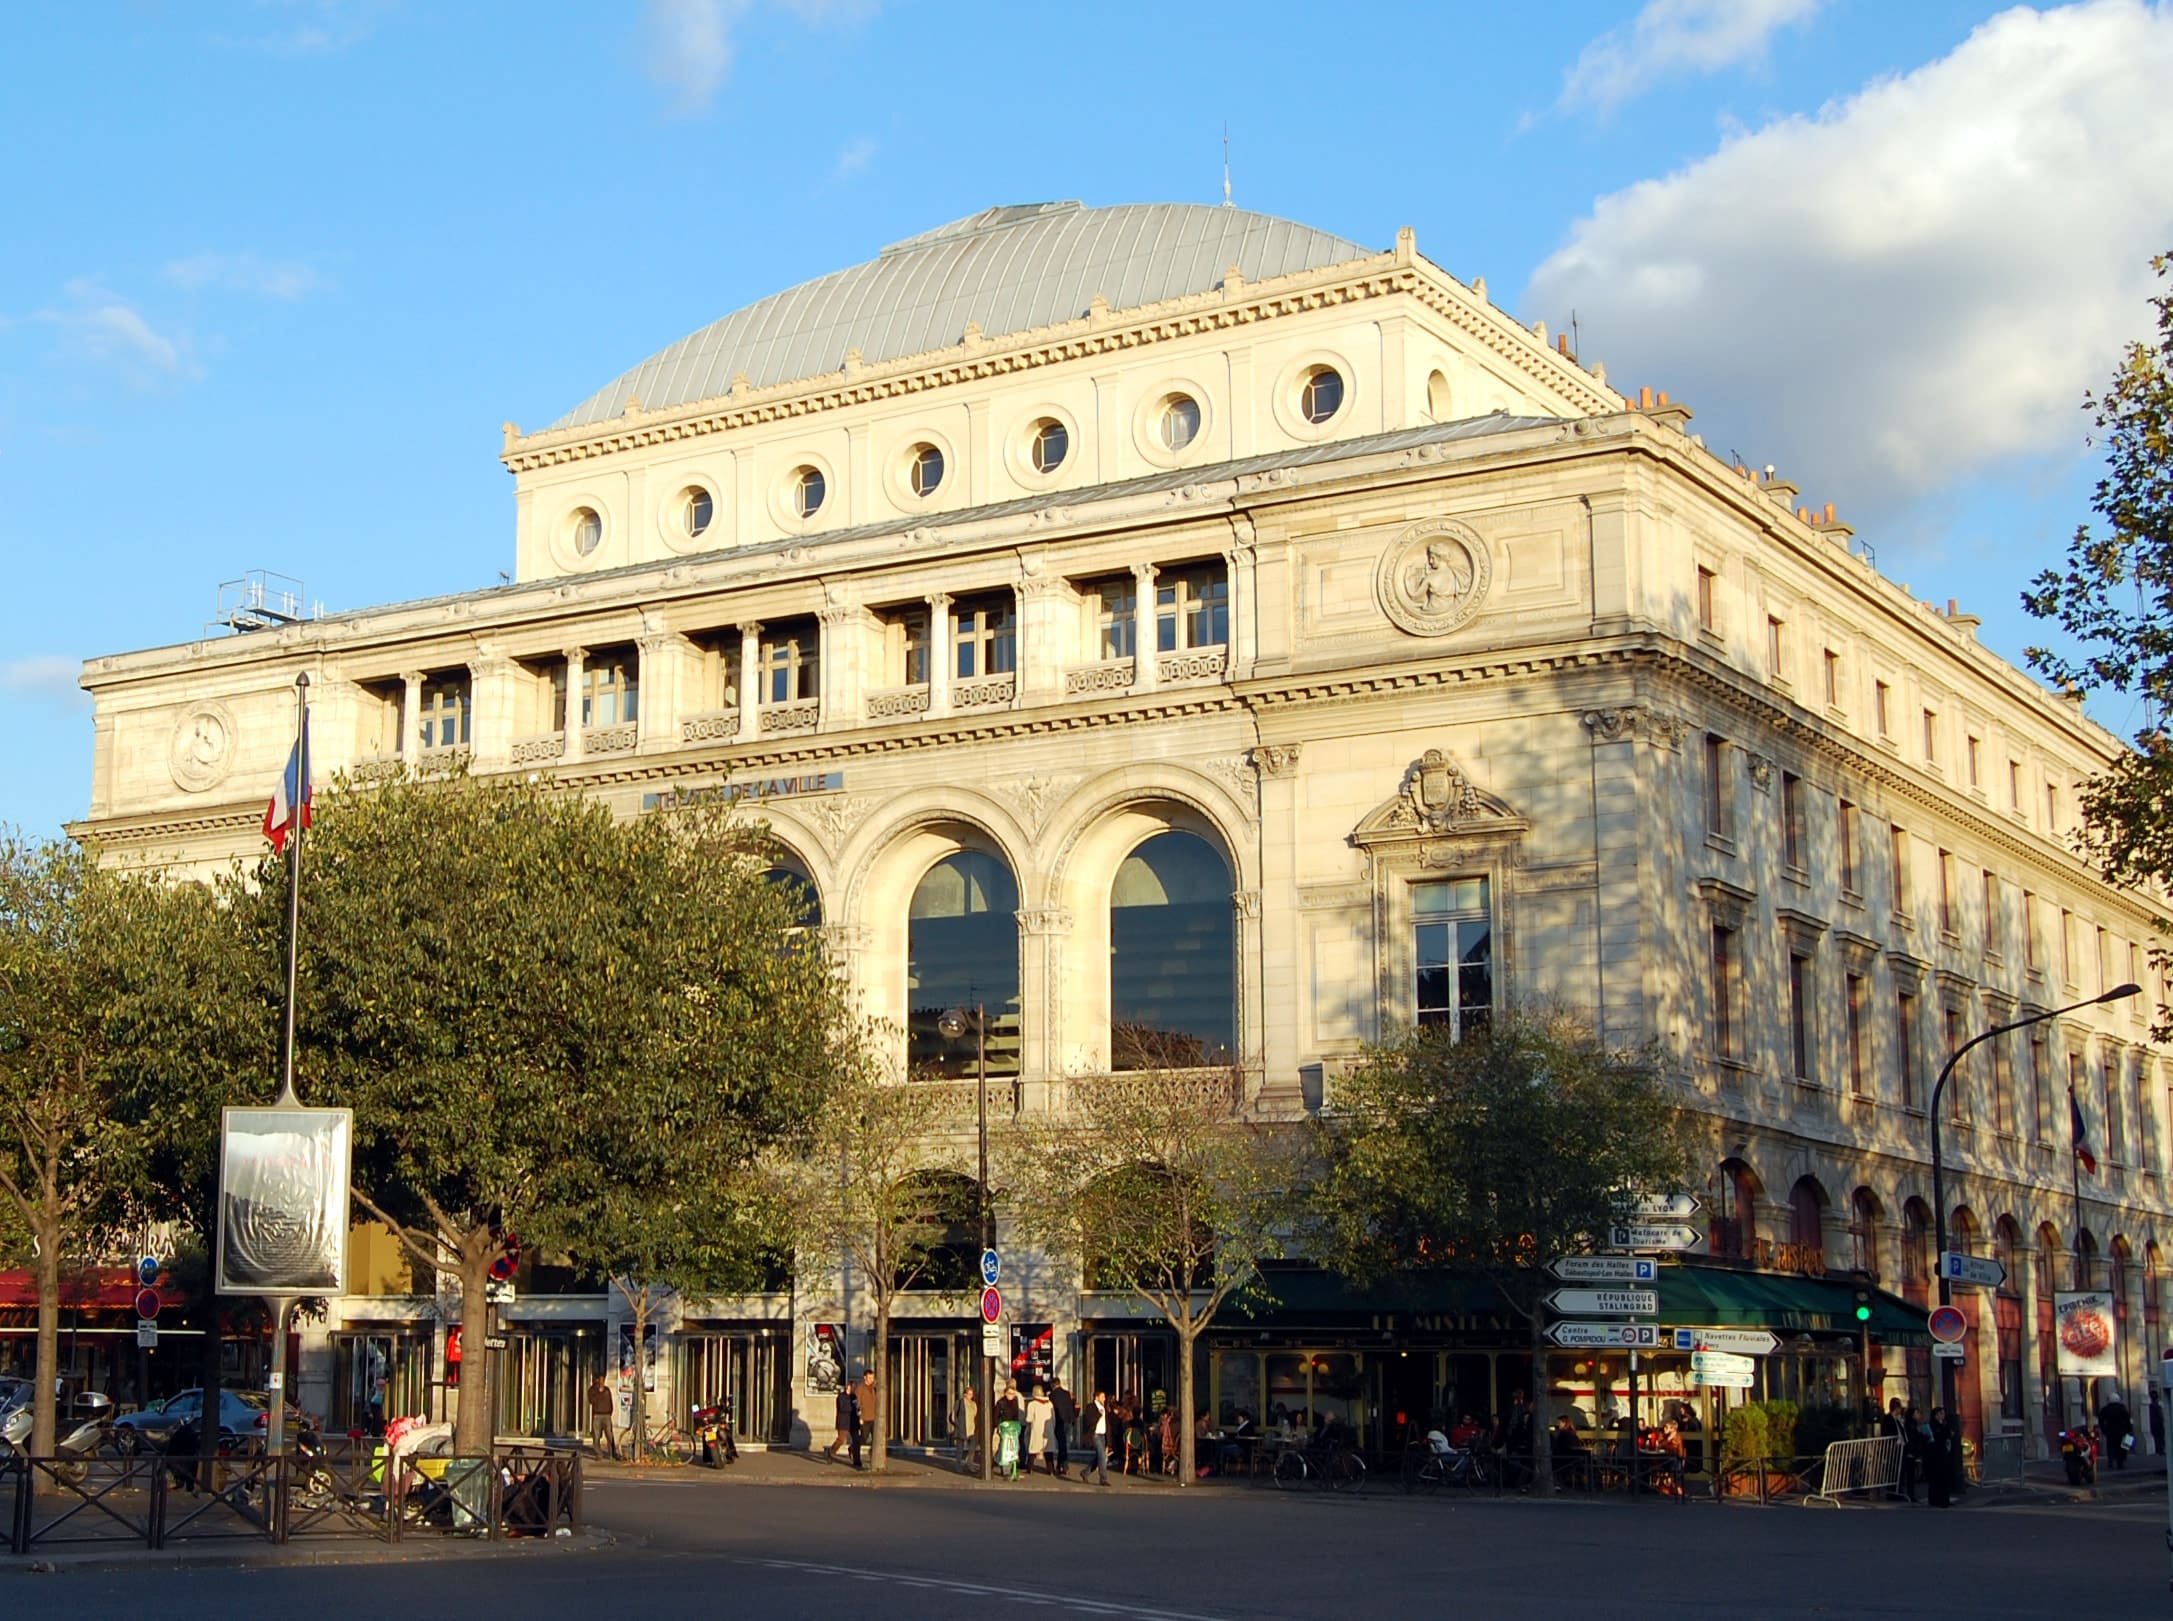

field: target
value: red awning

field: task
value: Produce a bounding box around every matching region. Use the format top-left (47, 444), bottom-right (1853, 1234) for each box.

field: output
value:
top-left (0, 1268), bottom-right (189, 1312)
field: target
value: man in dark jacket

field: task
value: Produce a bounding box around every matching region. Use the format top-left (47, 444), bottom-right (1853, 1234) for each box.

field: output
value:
top-left (1049, 1378), bottom-right (1078, 1477)
top-left (825, 1382), bottom-right (854, 1465)
top-left (2099, 1392), bottom-right (2134, 1470)
top-left (1078, 1391), bottom-right (1111, 1485)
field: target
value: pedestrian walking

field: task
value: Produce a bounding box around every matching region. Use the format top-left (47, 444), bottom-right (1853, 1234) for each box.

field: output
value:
top-left (1080, 1389), bottom-right (1112, 1485)
top-left (958, 1384), bottom-right (981, 1472)
top-left (1025, 1385), bottom-right (1056, 1476)
top-left (1926, 1407), bottom-right (1959, 1508)
top-left (825, 1380), bottom-right (854, 1464)
top-left (2099, 1389), bottom-right (2134, 1470)
top-left (587, 1374), bottom-right (618, 1460)
top-left (1901, 1402), bottom-right (1928, 1503)
top-left (1049, 1377), bottom-right (1076, 1477)
top-left (2150, 1389), bottom-right (2164, 1456)
top-left (857, 1369), bottom-right (879, 1467)
top-left (1881, 1398), bottom-right (1913, 1501)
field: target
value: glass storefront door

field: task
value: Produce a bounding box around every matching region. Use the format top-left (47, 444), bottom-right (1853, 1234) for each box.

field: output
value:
top-left (496, 1328), bottom-right (603, 1438)
top-left (675, 1329), bottom-right (791, 1443)
top-left (330, 1330), bottom-right (434, 1432)
top-left (1085, 1331), bottom-right (1175, 1412)
top-left (887, 1329), bottom-right (972, 1447)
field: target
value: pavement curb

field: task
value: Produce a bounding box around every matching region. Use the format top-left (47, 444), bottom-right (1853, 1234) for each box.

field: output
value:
top-left (0, 1527), bottom-right (616, 1577)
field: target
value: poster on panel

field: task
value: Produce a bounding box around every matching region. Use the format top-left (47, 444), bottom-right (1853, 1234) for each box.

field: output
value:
top-left (2053, 1289), bottom-right (2119, 1379)
top-left (807, 1323), bottom-right (845, 1394)
top-left (216, 1106), bottom-right (353, 1294)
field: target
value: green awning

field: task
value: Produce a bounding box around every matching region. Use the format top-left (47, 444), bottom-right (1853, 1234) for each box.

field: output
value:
top-left (1208, 1269), bottom-right (1507, 1328)
top-left (1653, 1266), bottom-right (1930, 1347)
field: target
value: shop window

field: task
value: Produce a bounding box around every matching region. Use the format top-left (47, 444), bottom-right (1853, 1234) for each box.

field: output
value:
top-left (906, 850), bottom-right (1020, 1078)
top-left (1414, 875), bottom-right (1492, 1038)
top-left (1156, 562), bottom-right (1228, 653)
top-left (1109, 831), bottom-right (1235, 1070)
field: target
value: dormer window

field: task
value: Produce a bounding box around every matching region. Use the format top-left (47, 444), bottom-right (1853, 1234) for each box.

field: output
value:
top-left (1299, 366), bottom-right (1344, 424)
top-left (1157, 394), bottom-right (1201, 452)
top-left (908, 444), bottom-right (945, 498)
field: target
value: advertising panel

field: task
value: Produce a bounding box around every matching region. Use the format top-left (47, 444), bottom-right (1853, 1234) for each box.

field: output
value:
top-left (216, 1106), bottom-right (352, 1294)
top-left (2054, 1290), bottom-right (2119, 1379)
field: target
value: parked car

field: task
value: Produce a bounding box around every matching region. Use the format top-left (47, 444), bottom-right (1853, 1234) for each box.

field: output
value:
top-left (111, 1388), bottom-right (306, 1452)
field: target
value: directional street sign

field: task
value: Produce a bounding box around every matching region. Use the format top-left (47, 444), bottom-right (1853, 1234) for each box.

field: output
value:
top-left (1547, 1288), bottom-right (1657, 1317)
top-left (1611, 1192), bottom-right (1704, 1220)
top-left (1671, 1328), bottom-right (1778, 1356)
top-left (1547, 1321), bottom-right (1663, 1349)
top-left (1606, 1223), bottom-right (1703, 1252)
top-left (1692, 1364), bottom-right (1756, 1388)
top-left (980, 1248), bottom-right (1001, 1288)
top-left (1550, 1256), bottom-right (1660, 1284)
top-left (1939, 1251), bottom-right (2007, 1290)
top-left (1931, 1342), bottom-right (1966, 1362)
top-left (1691, 1351), bottom-right (1756, 1377)
top-left (980, 1286), bottom-right (1003, 1325)
top-left (1927, 1304), bottom-right (1969, 1344)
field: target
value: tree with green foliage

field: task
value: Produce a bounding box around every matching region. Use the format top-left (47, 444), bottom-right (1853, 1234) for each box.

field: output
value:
top-left (1001, 1065), bottom-right (1305, 1487)
top-left (1310, 1011), bottom-right (1688, 1486)
top-left (2024, 250), bottom-right (2173, 1034)
top-left (775, 1054), bottom-right (976, 1472)
top-left (271, 770), bottom-right (855, 1456)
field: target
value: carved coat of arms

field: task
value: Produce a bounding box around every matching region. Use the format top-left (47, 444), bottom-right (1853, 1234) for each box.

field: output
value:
top-left (1375, 517), bottom-right (1492, 636)
top-left (1386, 749), bottom-right (1481, 833)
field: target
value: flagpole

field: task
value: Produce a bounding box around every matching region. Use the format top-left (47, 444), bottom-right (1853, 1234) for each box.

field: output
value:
top-left (278, 672), bottom-right (309, 1109)
top-left (2071, 1084), bottom-right (2085, 1289)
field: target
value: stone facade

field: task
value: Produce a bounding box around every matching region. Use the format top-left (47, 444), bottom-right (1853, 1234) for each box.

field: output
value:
top-left (73, 204), bottom-right (2167, 1459)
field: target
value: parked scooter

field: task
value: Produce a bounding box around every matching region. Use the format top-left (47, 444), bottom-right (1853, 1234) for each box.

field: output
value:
top-left (49, 1392), bottom-right (116, 1486)
top-left (691, 1400), bottom-right (738, 1467)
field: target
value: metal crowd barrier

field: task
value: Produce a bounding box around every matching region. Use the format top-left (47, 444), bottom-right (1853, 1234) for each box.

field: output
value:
top-left (1804, 1434), bottom-right (1901, 1507)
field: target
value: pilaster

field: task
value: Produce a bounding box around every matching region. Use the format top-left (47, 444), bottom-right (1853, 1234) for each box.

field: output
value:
top-left (928, 593), bottom-right (954, 719)
top-left (399, 670), bottom-right (424, 761)
top-left (561, 648), bottom-right (587, 762)
top-left (1016, 906), bottom-right (1073, 1107)
top-left (737, 624), bottom-right (763, 738)
top-left (467, 650), bottom-right (514, 770)
top-left (636, 625), bottom-right (694, 754)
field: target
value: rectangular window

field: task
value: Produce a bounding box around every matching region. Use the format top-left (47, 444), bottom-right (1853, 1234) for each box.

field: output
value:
top-left (579, 647), bottom-right (639, 729)
top-left (892, 607), bottom-right (931, 686)
top-left (1890, 824), bottom-right (1910, 914)
top-left (1945, 1005), bottom-right (1967, 1122)
top-left (1789, 953), bottom-right (1812, 1082)
top-left (1838, 801), bottom-right (1860, 894)
top-left (1781, 773), bottom-right (1805, 869)
top-left (1696, 566), bottom-right (1717, 632)
top-left (2133, 1056), bottom-right (2152, 1171)
top-left (1093, 578), bottom-right (1137, 661)
top-left (2031, 1032), bottom-right (2050, 1141)
top-left (1937, 850), bottom-right (1956, 935)
top-left (1704, 734), bottom-right (1733, 840)
top-left (2105, 1056), bottom-right (2124, 1167)
top-left (1993, 1035), bottom-right (2015, 1135)
top-left (2008, 759), bottom-right (2023, 811)
top-left (417, 672), bottom-right (471, 751)
top-left (1922, 708), bottom-right (1939, 764)
top-left (2096, 927), bottom-right (2110, 997)
top-left (2062, 910), bottom-right (2076, 987)
top-left (1966, 734), bottom-right (1982, 787)
top-left (1846, 974), bottom-right (1868, 1097)
top-left (2047, 782), bottom-right (2061, 829)
top-left (2070, 1053), bottom-right (2088, 1153)
top-left (1874, 680), bottom-right (1892, 737)
top-left (1767, 616), bottom-right (1785, 680)
top-left (2132, 944), bottom-right (2147, 1022)
top-left (1897, 989), bottom-right (1919, 1109)
top-left (1983, 869), bottom-right (2000, 957)
top-left (953, 593), bottom-right (1017, 679)
top-left (2023, 891), bottom-right (2040, 970)
top-left (1712, 925), bottom-right (1739, 1059)
top-left (761, 620), bottom-right (820, 703)
top-left (1155, 563), bottom-right (1229, 653)
top-left (1823, 648), bottom-right (1841, 708)
top-left (1414, 876), bottom-right (1492, 1038)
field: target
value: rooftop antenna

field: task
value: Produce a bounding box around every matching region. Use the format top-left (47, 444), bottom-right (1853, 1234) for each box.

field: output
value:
top-left (1222, 123), bottom-right (1232, 208)
top-left (1569, 309), bottom-right (1581, 358)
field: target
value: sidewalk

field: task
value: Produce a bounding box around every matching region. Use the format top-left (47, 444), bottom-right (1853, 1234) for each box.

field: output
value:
top-left (587, 1445), bottom-right (1234, 1493)
top-left (0, 1527), bottom-right (610, 1577)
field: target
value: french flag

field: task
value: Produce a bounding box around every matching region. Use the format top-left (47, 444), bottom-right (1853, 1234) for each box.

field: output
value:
top-left (263, 712), bottom-right (312, 853)
top-left (2070, 1085), bottom-right (2098, 1176)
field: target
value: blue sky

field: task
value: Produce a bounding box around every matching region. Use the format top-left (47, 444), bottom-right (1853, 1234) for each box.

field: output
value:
top-left (4, 0), bottom-right (2169, 840)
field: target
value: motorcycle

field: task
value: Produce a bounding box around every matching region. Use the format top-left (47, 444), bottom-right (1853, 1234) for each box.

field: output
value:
top-left (2058, 1425), bottom-right (2098, 1486)
top-left (691, 1400), bottom-right (738, 1467)
top-left (2, 1391), bottom-right (115, 1485)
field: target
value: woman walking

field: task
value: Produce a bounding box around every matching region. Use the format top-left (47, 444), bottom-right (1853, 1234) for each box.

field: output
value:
top-left (1025, 1385), bottom-right (1056, 1477)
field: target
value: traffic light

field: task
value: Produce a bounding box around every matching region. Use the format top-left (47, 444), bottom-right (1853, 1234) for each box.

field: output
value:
top-left (1854, 1289), bottom-right (1872, 1323)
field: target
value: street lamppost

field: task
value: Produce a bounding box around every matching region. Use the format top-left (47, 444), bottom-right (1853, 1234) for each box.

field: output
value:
top-left (937, 1004), bottom-right (993, 1482)
top-left (1930, 982), bottom-right (2140, 1431)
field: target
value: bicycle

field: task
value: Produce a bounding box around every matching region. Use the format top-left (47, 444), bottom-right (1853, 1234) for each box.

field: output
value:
top-left (1402, 1433), bottom-right (1494, 1494)
top-left (635, 1416), bottom-right (698, 1464)
top-left (1273, 1438), bottom-right (1366, 1493)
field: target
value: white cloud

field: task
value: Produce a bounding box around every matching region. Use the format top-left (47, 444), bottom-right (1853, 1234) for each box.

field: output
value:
top-left (1559, 0), bottom-right (1826, 116)
top-left (2, 657), bottom-right (86, 707)
top-left (1524, 0), bottom-right (2173, 529)
top-left (643, 0), bottom-right (878, 110)
top-left (38, 280), bottom-right (197, 381)
top-left (211, 0), bottom-right (390, 57)
top-left (832, 136), bottom-right (877, 181)
top-left (163, 252), bottom-right (327, 301)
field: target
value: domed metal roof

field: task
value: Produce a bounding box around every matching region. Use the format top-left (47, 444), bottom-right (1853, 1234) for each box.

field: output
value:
top-left (547, 201), bottom-right (1373, 431)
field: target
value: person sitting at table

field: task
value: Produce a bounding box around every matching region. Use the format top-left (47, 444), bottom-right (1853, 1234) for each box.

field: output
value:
top-left (1448, 1412), bottom-right (1483, 1451)
top-left (1218, 1408), bottom-right (1257, 1472)
top-left (1650, 1418), bottom-right (1688, 1498)
top-left (1549, 1416), bottom-right (1591, 1487)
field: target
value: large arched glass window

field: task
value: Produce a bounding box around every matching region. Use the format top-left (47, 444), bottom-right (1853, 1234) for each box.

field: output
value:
top-left (907, 850), bottom-right (1020, 1077)
top-left (1109, 831), bottom-right (1234, 1070)
top-left (764, 854), bottom-right (822, 929)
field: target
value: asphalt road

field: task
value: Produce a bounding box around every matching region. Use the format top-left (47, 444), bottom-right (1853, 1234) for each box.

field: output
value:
top-left (15, 1469), bottom-right (2169, 1618)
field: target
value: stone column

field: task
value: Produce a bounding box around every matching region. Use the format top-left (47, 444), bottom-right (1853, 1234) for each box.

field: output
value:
top-left (561, 647), bottom-right (587, 762)
top-left (928, 593), bottom-right (953, 718)
top-left (737, 623), bottom-right (763, 738)
top-left (636, 626), bottom-right (691, 754)
top-left (400, 670), bottom-right (424, 760)
top-left (1015, 576), bottom-right (1070, 706)
top-left (1131, 563), bottom-right (1159, 691)
top-left (1016, 906), bottom-right (1073, 1113)
top-left (466, 651), bottom-right (513, 770)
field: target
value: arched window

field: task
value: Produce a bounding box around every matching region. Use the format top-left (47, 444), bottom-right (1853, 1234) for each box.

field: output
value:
top-left (2112, 1236), bottom-right (2133, 1328)
top-left (1994, 1217), bottom-right (2024, 1421)
top-left (907, 850), bottom-right (1020, 1077)
top-left (1788, 1176), bottom-right (1828, 1259)
top-left (2077, 1228), bottom-right (2100, 1293)
top-left (1709, 1160), bottom-right (1759, 1260)
top-left (764, 853), bottom-right (822, 929)
top-left (1950, 1205), bottom-right (1979, 1257)
top-left (1109, 831), bottom-right (1234, 1070)
top-left (2146, 1241), bottom-right (2164, 1339)
top-left (1899, 1198), bottom-right (1932, 1305)
top-left (1849, 1187), bottom-right (1882, 1279)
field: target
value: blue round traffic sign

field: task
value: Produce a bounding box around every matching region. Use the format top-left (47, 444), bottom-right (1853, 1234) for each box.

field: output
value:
top-left (137, 1255), bottom-right (161, 1287)
top-left (980, 1286), bottom-right (1002, 1324)
top-left (980, 1249), bottom-right (1000, 1287)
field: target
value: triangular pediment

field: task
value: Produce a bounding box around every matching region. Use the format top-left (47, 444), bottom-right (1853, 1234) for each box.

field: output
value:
top-left (1352, 748), bottom-right (1525, 847)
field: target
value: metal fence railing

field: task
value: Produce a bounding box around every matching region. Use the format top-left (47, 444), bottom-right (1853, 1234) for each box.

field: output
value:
top-left (5, 1441), bottom-right (583, 1555)
top-left (1805, 1435), bottom-right (1900, 1507)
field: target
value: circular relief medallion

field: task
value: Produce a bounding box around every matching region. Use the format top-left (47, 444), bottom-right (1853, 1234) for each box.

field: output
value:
top-left (1376, 518), bottom-right (1492, 637)
top-left (168, 700), bottom-right (237, 793)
